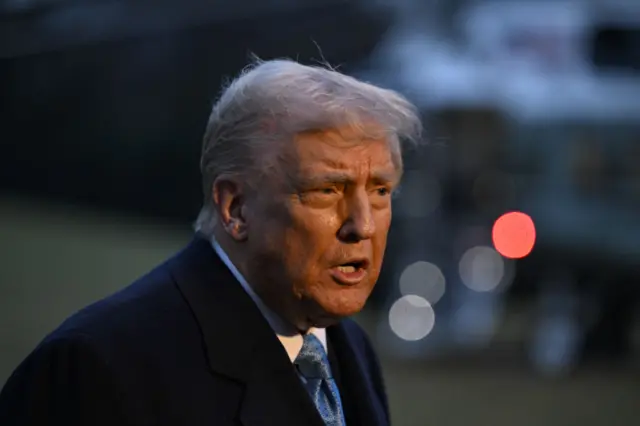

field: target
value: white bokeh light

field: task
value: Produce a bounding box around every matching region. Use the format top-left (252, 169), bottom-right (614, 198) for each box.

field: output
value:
top-left (459, 246), bottom-right (505, 292)
top-left (388, 295), bottom-right (436, 341)
top-left (399, 261), bottom-right (446, 305)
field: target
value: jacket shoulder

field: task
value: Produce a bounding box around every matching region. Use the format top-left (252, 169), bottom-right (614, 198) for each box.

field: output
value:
top-left (55, 260), bottom-right (178, 339)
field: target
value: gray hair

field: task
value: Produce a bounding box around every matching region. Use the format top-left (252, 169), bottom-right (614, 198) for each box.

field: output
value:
top-left (195, 58), bottom-right (423, 235)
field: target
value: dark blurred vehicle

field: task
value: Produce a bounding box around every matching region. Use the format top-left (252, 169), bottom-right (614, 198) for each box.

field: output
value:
top-left (360, 0), bottom-right (640, 369)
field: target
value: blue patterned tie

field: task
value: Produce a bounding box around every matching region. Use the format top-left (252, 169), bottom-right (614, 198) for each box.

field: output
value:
top-left (294, 334), bottom-right (346, 426)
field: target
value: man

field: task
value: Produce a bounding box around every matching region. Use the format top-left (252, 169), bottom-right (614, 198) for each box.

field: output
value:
top-left (0, 59), bottom-right (421, 425)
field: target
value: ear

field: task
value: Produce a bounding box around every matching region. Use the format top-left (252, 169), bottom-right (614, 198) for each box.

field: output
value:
top-left (212, 175), bottom-right (249, 241)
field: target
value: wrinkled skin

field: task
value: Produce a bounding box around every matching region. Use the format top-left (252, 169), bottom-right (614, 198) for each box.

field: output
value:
top-left (213, 127), bottom-right (402, 331)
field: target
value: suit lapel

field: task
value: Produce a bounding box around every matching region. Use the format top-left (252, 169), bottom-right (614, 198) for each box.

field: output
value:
top-left (238, 351), bottom-right (324, 426)
top-left (328, 321), bottom-right (389, 426)
top-left (169, 237), bottom-right (324, 426)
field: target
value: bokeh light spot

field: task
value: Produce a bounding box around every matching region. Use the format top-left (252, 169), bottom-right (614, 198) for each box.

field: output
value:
top-left (399, 261), bottom-right (446, 305)
top-left (459, 246), bottom-right (505, 292)
top-left (388, 295), bottom-right (436, 341)
top-left (492, 211), bottom-right (536, 259)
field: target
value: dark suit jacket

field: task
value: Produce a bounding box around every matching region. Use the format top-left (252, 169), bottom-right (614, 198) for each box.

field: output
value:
top-left (0, 237), bottom-right (390, 426)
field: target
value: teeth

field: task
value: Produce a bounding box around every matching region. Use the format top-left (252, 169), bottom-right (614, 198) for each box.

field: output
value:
top-left (337, 265), bottom-right (357, 273)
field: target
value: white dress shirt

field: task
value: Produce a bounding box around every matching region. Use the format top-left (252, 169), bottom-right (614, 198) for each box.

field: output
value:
top-left (210, 239), bottom-right (327, 362)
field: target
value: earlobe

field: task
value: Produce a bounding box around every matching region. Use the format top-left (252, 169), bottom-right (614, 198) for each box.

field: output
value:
top-left (212, 176), bottom-right (248, 241)
top-left (224, 214), bottom-right (248, 241)
top-left (224, 220), bottom-right (247, 241)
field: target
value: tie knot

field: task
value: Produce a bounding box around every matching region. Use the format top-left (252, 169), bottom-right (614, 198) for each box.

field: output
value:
top-left (295, 334), bottom-right (332, 379)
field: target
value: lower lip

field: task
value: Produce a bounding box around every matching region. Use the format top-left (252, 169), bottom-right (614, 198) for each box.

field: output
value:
top-left (330, 267), bottom-right (367, 286)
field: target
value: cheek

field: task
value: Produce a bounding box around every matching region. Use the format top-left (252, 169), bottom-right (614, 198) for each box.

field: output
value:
top-left (290, 211), bottom-right (339, 249)
top-left (281, 221), bottom-right (326, 280)
top-left (374, 212), bottom-right (392, 245)
top-left (372, 215), bottom-right (392, 268)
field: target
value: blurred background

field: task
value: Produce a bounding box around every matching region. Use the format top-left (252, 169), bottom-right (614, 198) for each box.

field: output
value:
top-left (1, 0), bottom-right (639, 424)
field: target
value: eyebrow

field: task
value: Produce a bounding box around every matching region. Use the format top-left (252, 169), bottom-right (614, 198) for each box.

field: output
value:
top-left (298, 170), bottom-right (400, 187)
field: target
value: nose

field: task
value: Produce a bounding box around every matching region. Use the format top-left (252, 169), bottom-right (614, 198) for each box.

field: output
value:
top-left (338, 190), bottom-right (375, 242)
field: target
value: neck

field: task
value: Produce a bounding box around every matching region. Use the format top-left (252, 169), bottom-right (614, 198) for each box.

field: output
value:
top-left (210, 232), bottom-right (304, 335)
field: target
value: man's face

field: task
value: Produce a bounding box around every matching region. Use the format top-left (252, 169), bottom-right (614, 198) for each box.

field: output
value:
top-left (242, 128), bottom-right (401, 329)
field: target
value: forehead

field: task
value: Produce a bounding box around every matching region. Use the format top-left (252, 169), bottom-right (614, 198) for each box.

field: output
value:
top-left (287, 127), bottom-right (402, 178)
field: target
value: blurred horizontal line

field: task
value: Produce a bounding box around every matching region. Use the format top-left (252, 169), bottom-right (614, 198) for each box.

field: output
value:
top-left (0, 0), bottom-right (353, 59)
top-left (0, 0), bottom-right (320, 18)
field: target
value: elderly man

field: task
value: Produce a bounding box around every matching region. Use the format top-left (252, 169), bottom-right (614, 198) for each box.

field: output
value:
top-left (0, 59), bottom-right (421, 425)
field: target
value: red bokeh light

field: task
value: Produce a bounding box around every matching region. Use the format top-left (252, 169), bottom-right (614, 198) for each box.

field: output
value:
top-left (492, 211), bottom-right (536, 259)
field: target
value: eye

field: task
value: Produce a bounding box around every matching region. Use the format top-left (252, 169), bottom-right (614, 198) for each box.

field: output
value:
top-left (318, 187), bottom-right (338, 195)
top-left (375, 187), bottom-right (391, 197)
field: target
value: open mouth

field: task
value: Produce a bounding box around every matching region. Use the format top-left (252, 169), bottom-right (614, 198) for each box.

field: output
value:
top-left (335, 260), bottom-right (367, 273)
top-left (330, 259), bottom-right (369, 285)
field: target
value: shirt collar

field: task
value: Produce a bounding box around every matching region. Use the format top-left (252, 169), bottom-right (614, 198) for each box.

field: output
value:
top-left (210, 237), bottom-right (327, 361)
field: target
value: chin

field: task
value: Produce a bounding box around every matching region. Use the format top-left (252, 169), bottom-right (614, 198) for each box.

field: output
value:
top-left (315, 295), bottom-right (368, 324)
top-left (301, 282), bottom-right (373, 328)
